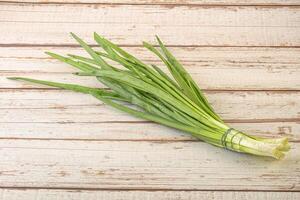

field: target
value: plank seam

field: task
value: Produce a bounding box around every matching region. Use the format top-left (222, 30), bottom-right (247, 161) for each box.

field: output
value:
top-left (0, 117), bottom-right (299, 123)
top-left (0, 186), bottom-right (299, 192)
top-left (2, 88), bottom-right (300, 92)
top-left (0, 1), bottom-right (300, 7)
top-left (2, 21), bottom-right (300, 28)
top-left (0, 137), bottom-right (298, 142)
top-left (1, 44), bottom-right (300, 48)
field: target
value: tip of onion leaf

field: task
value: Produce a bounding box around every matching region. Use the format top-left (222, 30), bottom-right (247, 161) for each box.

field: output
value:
top-left (7, 77), bottom-right (21, 80)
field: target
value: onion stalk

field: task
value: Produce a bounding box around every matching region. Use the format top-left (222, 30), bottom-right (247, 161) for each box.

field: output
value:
top-left (8, 33), bottom-right (290, 159)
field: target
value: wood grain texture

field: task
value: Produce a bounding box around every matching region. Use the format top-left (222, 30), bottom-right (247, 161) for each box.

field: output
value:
top-left (0, 89), bottom-right (299, 141)
top-left (2, 0), bottom-right (300, 5)
top-left (0, 4), bottom-right (299, 46)
top-left (2, 47), bottom-right (300, 90)
top-left (0, 139), bottom-right (299, 190)
top-left (1, 121), bottom-right (298, 141)
top-left (1, 89), bottom-right (299, 122)
top-left (1, 0), bottom-right (299, 197)
top-left (0, 189), bottom-right (299, 200)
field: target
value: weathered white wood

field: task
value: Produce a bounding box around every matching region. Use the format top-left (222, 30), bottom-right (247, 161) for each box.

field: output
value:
top-left (0, 4), bottom-right (299, 46)
top-left (0, 139), bottom-right (299, 190)
top-left (2, 0), bottom-right (300, 5)
top-left (0, 120), bottom-right (298, 141)
top-left (1, 90), bottom-right (299, 121)
top-left (2, 47), bottom-right (300, 90)
top-left (1, 90), bottom-right (299, 140)
top-left (1, 1), bottom-right (299, 197)
top-left (2, 46), bottom-right (300, 63)
top-left (0, 189), bottom-right (299, 200)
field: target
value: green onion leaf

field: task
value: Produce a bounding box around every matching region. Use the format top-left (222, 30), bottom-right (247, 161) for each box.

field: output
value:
top-left (8, 34), bottom-right (290, 160)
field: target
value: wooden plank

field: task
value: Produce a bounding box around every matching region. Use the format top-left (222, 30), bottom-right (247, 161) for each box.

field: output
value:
top-left (2, 47), bottom-right (300, 90)
top-left (1, 90), bottom-right (299, 122)
top-left (0, 139), bottom-right (299, 190)
top-left (0, 4), bottom-right (299, 46)
top-left (0, 89), bottom-right (299, 140)
top-left (2, 0), bottom-right (300, 6)
top-left (0, 189), bottom-right (299, 200)
top-left (0, 121), bottom-right (298, 141)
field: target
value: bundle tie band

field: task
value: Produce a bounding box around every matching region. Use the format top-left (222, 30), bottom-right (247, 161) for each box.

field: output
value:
top-left (221, 128), bottom-right (243, 151)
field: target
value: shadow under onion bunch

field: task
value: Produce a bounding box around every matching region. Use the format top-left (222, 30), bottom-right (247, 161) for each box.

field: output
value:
top-left (8, 33), bottom-right (290, 159)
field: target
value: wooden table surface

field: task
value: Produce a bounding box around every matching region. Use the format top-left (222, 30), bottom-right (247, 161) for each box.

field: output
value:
top-left (0, 0), bottom-right (300, 199)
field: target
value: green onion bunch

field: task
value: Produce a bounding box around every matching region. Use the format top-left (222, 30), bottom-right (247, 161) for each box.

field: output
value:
top-left (9, 33), bottom-right (290, 159)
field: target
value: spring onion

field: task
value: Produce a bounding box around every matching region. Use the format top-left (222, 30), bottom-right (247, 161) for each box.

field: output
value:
top-left (8, 33), bottom-right (290, 159)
